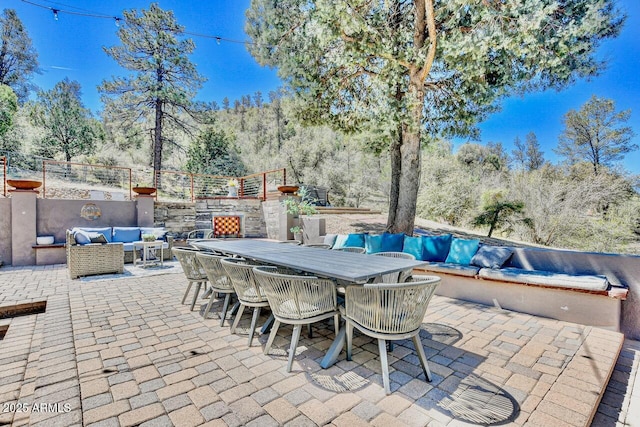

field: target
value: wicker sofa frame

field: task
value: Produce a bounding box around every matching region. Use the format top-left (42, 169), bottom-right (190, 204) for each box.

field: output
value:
top-left (66, 230), bottom-right (124, 279)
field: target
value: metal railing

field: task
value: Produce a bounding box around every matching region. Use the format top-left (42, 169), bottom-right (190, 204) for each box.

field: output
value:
top-left (42, 160), bottom-right (133, 200)
top-left (35, 159), bottom-right (286, 201)
top-left (154, 168), bottom-right (287, 202)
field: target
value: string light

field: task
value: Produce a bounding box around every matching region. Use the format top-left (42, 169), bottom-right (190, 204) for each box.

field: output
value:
top-left (20, 0), bottom-right (266, 47)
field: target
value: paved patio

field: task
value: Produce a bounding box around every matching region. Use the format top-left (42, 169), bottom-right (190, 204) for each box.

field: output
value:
top-left (0, 263), bottom-right (636, 426)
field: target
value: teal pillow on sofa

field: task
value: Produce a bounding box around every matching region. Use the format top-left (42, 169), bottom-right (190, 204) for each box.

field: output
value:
top-left (344, 233), bottom-right (365, 248)
top-left (382, 232), bottom-right (404, 252)
top-left (445, 238), bottom-right (480, 265)
top-left (365, 234), bottom-right (384, 254)
top-left (423, 234), bottom-right (452, 262)
top-left (403, 235), bottom-right (423, 260)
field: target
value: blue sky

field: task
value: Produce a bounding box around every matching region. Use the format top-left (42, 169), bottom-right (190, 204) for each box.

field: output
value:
top-left (8, 0), bottom-right (640, 173)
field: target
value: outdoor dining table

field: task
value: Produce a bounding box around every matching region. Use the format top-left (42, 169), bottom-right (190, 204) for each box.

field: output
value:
top-left (191, 239), bottom-right (429, 368)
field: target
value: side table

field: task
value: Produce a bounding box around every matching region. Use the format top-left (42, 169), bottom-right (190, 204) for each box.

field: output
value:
top-left (133, 241), bottom-right (164, 268)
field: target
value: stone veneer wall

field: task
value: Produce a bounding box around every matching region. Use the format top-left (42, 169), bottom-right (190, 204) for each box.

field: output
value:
top-left (154, 201), bottom-right (196, 235)
top-left (195, 198), bottom-right (266, 238)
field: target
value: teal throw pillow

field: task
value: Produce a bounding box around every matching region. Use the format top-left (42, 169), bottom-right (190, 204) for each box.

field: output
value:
top-left (445, 238), bottom-right (481, 265)
top-left (381, 232), bottom-right (404, 252)
top-left (112, 227), bottom-right (141, 243)
top-left (365, 234), bottom-right (384, 254)
top-left (403, 236), bottom-right (423, 260)
top-left (344, 233), bottom-right (366, 248)
top-left (423, 234), bottom-right (453, 262)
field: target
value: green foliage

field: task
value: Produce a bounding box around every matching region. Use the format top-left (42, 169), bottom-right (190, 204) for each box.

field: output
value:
top-left (512, 132), bottom-right (545, 171)
top-left (0, 9), bottom-right (40, 102)
top-left (282, 187), bottom-right (318, 234)
top-left (185, 127), bottom-right (246, 176)
top-left (555, 95), bottom-right (636, 175)
top-left (246, 0), bottom-right (623, 234)
top-left (0, 83), bottom-right (17, 138)
top-left (472, 190), bottom-right (525, 237)
top-left (99, 3), bottom-right (205, 173)
top-left (30, 78), bottom-right (101, 162)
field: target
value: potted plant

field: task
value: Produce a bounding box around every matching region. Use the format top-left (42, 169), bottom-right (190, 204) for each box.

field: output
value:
top-left (282, 187), bottom-right (317, 242)
top-left (227, 179), bottom-right (239, 197)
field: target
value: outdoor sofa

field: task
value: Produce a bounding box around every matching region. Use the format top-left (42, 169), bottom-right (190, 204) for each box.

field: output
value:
top-left (323, 232), bottom-right (629, 331)
top-left (66, 226), bottom-right (174, 279)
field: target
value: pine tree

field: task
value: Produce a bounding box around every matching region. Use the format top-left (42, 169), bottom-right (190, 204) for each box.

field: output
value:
top-left (0, 9), bottom-right (40, 102)
top-left (99, 3), bottom-right (205, 174)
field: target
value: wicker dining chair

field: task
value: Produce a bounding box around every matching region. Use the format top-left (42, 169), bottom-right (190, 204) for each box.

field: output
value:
top-left (196, 252), bottom-right (236, 326)
top-left (172, 247), bottom-right (208, 311)
top-left (253, 266), bottom-right (340, 373)
top-left (373, 251), bottom-right (416, 283)
top-left (344, 275), bottom-right (441, 394)
top-left (336, 246), bottom-right (366, 253)
top-left (220, 258), bottom-right (270, 347)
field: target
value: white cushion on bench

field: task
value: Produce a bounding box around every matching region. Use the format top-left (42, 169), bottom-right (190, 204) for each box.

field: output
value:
top-left (420, 262), bottom-right (480, 277)
top-left (478, 267), bottom-right (609, 291)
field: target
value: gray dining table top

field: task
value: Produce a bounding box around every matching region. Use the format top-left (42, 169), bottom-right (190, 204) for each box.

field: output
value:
top-left (191, 239), bottom-right (427, 283)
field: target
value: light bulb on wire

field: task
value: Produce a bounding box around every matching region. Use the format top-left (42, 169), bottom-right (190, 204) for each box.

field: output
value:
top-left (52, 9), bottom-right (59, 20)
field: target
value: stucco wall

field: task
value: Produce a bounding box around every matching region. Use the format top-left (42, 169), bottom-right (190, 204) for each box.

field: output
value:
top-left (36, 199), bottom-right (137, 243)
top-left (0, 198), bottom-right (11, 265)
top-left (508, 247), bottom-right (640, 339)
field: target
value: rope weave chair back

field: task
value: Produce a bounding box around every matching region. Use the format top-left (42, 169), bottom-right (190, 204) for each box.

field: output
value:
top-left (253, 266), bottom-right (337, 320)
top-left (373, 251), bottom-right (416, 283)
top-left (195, 252), bottom-right (233, 291)
top-left (172, 247), bottom-right (207, 281)
top-left (220, 258), bottom-right (267, 303)
top-left (345, 275), bottom-right (440, 334)
top-left (336, 246), bottom-right (366, 253)
top-left (373, 251), bottom-right (415, 260)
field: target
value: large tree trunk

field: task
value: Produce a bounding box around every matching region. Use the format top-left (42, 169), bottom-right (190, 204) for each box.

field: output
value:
top-left (388, 77), bottom-right (424, 235)
top-left (153, 98), bottom-right (163, 179)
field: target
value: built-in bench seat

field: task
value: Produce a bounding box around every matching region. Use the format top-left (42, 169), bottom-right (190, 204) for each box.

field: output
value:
top-left (326, 231), bottom-right (630, 331)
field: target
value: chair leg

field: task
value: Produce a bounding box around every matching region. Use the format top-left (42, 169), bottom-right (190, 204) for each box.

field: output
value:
top-left (346, 321), bottom-right (354, 361)
top-left (190, 282), bottom-right (203, 311)
top-left (412, 335), bottom-right (433, 382)
top-left (181, 281), bottom-right (193, 304)
top-left (264, 320), bottom-right (280, 355)
top-left (219, 293), bottom-right (232, 327)
top-left (203, 290), bottom-right (216, 319)
top-left (287, 325), bottom-right (302, 373)
top-left (248, 307), bottom-right (262, 347)
top-left (333, 314), bottom-right (340, 337)
top-left (307, 323), bottom-right (313, 339)
top-left (378, 339), bottom-right (391, 395)
top-left (230, 304), bottom-right (245, 334)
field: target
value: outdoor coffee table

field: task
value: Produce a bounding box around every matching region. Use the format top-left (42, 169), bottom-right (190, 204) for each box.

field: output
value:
top-left (133, 241), bottom-right (164, 268)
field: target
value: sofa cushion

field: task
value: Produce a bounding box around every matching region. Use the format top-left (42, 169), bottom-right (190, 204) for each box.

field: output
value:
top-left (420, 262), bottom-right (480, 277)
top-left (365, 234), bottom-right (383, 254)
top-left (333, 233), bottom-right (366, 249)
top-left (423, 234), bottom-right (453, 262)
top-left (382, 233), bottom-right (405, 252)
top-left (403, 236), bottom-right (423, 260)
top-left (471, 245), bottom-right (513, 269)
top-left (445, 238), bottom-right (480, 265)
top-left (72, 230), bottom-right (92, 245)
top-left (478, 267), bottom-right (610, 291)
top-left (140, 227), bottom-right (167, 240)
top-left (72, 227), bottom-right (112, 243)
top-left (113, 227), bottom-right (141, 243)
